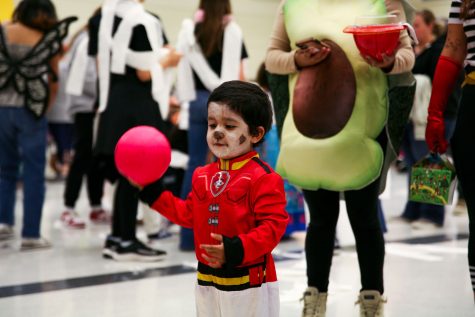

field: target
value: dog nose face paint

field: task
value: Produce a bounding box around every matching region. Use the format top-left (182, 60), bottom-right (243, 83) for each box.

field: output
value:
top-left (207, 102), bottom-right (253, 160)
top-left (214, 131), bottom-right (225, 141)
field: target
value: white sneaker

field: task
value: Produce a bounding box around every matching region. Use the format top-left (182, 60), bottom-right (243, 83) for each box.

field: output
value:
top-left (0, 224), bottom-right (14, 240)
top-left (411, 219), bottom-right (441, 230)
top-left (21, 237), bottom-right (51, 251)
top-left (60, 211), bottom-right (86, 229)
top-left (301, 287), bottom-right (327, 317)
top-left (356, 290), bottom-right (386, 317)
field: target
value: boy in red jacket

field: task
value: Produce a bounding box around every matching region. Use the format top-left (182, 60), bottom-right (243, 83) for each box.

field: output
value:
top-left (138, 80), bottom-right (289, 316)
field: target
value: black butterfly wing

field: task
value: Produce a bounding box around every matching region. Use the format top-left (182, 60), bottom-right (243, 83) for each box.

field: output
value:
top-left (0, 26), bottom-right (14, 89)
top-left (19, 17), bottom-right (77, 77)
top-left (24, 77), bottom-right (49, 118)
top-left (14, 17), bottom-right (77, 118)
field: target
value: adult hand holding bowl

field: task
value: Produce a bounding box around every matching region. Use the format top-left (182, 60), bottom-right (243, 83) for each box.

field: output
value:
top-left (343, 14), bottom-right (417, 68)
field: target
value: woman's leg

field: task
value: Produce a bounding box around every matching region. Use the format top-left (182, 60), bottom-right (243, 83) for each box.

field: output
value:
top-left (451, 85), bottom-right (475, 296)
top-left (113, 175), bottom-right (139, 241)
top-left (48, 123), bottom-right (74, 165)
top-left (18, 109), bottom-right (47, 238)
top-left (87, 156), bottom-right (106, 209)
top-left (64, 113), bottom-right (92, 209)
top-left (302, 189), bottom-right (340, 291)
top-left (77, 113), bottom-right (106, 208)
top-left (0, 108), bottom-right (20, 227)
top-left (344, 178), bottom-right (385, 293)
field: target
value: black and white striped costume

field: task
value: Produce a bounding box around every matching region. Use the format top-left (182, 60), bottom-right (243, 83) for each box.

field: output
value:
top-left (449, 0), bottom-right (475, 72)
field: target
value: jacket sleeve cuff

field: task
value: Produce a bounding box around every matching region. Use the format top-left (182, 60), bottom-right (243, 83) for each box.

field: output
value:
top-left (138, 179), bottom-right (165, 205)
top-left (223, 236), bottom-right (244, 267)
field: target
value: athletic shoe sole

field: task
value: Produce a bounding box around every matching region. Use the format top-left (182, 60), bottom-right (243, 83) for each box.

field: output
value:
top-left (111, 252), bottom-right (166, 262)
top-left (20, 242), bottom-right (51, 251)
top-left (0, 233), bottom-right (14, 241)
top-left (102, 248), bottom-right (116, 259)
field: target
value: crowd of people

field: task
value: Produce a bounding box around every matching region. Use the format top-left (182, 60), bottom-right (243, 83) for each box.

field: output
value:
top-left (0, 0), bottom-right (474, 316)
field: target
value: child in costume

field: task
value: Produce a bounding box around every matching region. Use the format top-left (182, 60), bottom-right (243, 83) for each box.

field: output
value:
top-left (137, 81), bottom-right (289, 317)
top-left (175, 0), bottom-right (249, 251)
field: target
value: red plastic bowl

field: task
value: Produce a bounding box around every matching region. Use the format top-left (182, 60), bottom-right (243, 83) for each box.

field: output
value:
top-left (343, 24), bottom-right (404, 61)
top-left (114, 126), bottom-right (171, 186)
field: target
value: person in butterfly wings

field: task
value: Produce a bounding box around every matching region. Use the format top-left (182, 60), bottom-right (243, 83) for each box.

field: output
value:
top-left (133, 81), bottom-right (289, 317)
top-left (0, 0), bottom-right (76, 250)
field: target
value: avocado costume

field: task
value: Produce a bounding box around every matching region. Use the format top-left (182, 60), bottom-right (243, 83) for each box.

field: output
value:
top-left (268, 0), bottom-right (415, 192)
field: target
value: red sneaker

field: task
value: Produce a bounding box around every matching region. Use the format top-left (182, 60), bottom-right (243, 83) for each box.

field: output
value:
top-left (90, 209), bottom-right (111, 224)
top-left (60, 211), bottom-right (86, 229)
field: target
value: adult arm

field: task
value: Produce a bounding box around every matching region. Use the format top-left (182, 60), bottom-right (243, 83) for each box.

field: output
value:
top-left (382, 0), bottom-right (415, 74)
top-left (264, 0), bottom-right (297, 74)
top-left (425, 23), bottom-right (466, 153)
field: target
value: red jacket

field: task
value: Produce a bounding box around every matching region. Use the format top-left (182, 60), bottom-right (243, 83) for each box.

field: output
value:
top-left (149, 151), bottom-right (289, 290)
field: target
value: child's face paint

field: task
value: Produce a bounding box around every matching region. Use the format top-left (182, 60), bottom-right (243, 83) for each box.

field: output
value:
top-left (207, 102), bottom-right (254, 159)
top-left (239, 135), bottom-right (247, 145)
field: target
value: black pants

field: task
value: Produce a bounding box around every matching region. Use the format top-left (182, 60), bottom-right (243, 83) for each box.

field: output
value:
top-left (93, 154), bottom-right (139, 241)
top-left (112, 175), bottom-right (139, 241)
top-left (303, 177), bottom-right (385, 293)
top-left (451, 84), bottom-right (475, 291)
top-left (64, 113), bottom-right (104, 208)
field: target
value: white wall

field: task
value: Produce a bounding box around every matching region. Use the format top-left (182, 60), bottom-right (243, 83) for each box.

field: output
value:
top-left (13, 0), bottom-right (452, 78)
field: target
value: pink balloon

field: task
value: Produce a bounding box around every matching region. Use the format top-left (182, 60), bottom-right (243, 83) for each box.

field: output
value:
top-left (114, 126), bottom-right (171, 186)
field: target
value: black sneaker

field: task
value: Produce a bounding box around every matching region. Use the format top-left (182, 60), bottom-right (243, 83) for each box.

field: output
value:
top-left (112, 239), bottom-right (167, 262)
top-left (102, 236), bottom-right (120, 259)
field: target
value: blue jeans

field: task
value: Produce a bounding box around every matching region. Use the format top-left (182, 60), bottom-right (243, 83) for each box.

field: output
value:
top-left (0, 107), bottom-right (47, 238)
top-left (400, 119), bottom-right (456, 225)
top-left (48, 122), bottom-right (74, 164)
top-left (179, 90), bottom-right (210, 249)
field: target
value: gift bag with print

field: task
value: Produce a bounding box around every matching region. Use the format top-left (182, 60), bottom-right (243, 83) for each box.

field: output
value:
top-left (409, 154), bottom-right (457, 205)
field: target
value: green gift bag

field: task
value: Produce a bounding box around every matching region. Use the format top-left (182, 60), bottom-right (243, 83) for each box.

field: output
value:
top-left (409, 154), bottom-right (457, 205)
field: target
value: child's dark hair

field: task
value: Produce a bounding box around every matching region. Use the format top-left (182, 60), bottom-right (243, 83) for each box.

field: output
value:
top-left (208, 80), bottom-right (272, 146)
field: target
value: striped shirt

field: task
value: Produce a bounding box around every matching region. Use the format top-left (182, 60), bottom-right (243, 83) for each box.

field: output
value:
top-left (449, 0), bottom-right (475, 71)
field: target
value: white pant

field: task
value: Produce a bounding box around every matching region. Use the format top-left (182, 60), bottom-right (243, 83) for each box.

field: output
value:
top-left (195, 282), bottom-right (280, 317)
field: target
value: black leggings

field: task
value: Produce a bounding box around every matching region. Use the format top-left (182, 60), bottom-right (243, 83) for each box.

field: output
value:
top-left (303, 176), bottom-right (385, 293)
top-left (64, 113), bottom-right (104, 208)
top-left (451, 84), bottom-right (475, 291)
